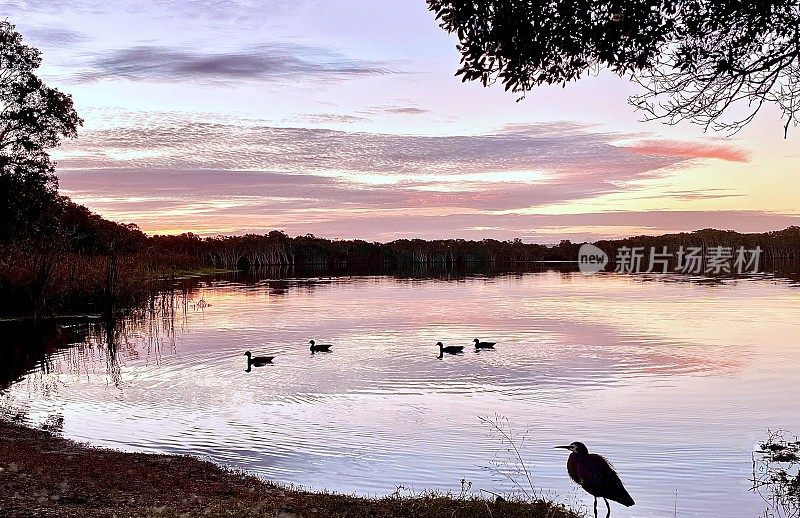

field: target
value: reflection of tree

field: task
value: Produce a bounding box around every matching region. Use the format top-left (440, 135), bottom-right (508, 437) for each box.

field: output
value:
top-left (0, 294), bottom-right (182, 398)
top-left (0, 320), bottom-right (72, 390)
top-left (752, 430), bottom-right (800, 518)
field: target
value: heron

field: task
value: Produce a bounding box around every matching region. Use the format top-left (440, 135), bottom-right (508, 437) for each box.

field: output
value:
top-left (555, 442), bottom-right (634, 517)
top-left (309, 340), bottom-right (333, 353)
top-left (473, 338), bottom-right (496, 349)
top-left (436, 341), bottom-right (464, 359)
top-left (244, 351), bottom-right (274, 372)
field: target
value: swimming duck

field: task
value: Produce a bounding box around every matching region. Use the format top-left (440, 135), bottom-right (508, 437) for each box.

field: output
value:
top-left (309, 340), bottom-right (333, 353)
top-left (473, 338), bottom-right (496, 349)
top-left (437, 341), bottom-right (464, 358)
top-left (244, 351), bottom-right (274, 368)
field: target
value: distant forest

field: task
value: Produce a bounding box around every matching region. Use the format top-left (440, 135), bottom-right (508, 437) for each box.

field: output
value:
top-left (152, 226), bottom-right (800, 271)
top-left (2, 187), bottom-right (800, 317)
top-left (8, 194), bottom-right (800, 269)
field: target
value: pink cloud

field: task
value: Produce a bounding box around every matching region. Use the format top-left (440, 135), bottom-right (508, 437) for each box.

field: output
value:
top-left (621, 140), bottom-right (750, 163)
top-left (55, 121), bottom-right (776, 241)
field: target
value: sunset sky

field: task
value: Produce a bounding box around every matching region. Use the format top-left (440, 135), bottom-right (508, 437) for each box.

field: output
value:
top-left (7, 0), bottom-right (800, 242)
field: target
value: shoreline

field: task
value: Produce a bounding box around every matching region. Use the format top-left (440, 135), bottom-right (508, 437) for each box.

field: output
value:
top-left (0, 419), bottom-right (581, 518)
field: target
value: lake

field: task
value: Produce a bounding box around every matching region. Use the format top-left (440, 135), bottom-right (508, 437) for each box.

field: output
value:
top-left (2, 270), bottom-right (799, 517)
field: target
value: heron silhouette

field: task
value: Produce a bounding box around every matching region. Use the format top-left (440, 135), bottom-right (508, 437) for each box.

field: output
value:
top-left (555, 442), bottom-right (634, 517)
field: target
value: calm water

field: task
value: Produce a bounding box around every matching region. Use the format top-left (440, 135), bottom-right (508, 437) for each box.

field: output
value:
top-left (2, 271), bottom-right (799, 517)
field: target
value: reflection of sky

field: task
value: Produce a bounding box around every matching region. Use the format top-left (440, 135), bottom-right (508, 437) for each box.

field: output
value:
top-left (5, 1), bottom-right (800, 241)
top-left (3, 272), bottom-right (800, 517)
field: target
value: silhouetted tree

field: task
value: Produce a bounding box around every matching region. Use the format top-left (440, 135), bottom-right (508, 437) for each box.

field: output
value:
top-left (428, 0), bottom-right (800, 136)
top-left (0, 21), bottom-right (82, 241)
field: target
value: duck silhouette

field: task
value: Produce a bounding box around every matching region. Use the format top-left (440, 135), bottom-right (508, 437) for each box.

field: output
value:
top-left (437, 341), bottom-right (464, 359)
top-left (244, 351), bottom-right (274, 372)
top-left (473, 338), bottom-right (496, 349)
top-left (309, 340), bottom-right (333, 353)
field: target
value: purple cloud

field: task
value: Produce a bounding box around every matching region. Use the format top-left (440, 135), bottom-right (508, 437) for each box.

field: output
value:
top-left (55, 119), bottom-right (779, 240)
top-left (78, 44), bottom-right (396, 83)
top-left (24, 27), bottom-right (88, 47)
top-left (382, 107), bottom-right (430, 115)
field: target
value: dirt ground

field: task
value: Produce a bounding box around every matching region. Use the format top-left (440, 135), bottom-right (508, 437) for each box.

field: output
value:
top-left (0, 419), bottom-right (581, 518)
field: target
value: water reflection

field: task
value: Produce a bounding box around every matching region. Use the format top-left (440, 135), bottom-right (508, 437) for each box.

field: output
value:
top-left (0, 319), bottom-right (96, 390)
top-left (1, 271), bottom-right (799, 518)
top-left (0, 291), bottom-right (185, 397)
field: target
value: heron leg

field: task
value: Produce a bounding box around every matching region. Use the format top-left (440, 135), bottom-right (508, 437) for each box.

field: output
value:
top-left (604, 497), bottom-right (610, 518)
top-left (593, 497), bottom-right (598, 518)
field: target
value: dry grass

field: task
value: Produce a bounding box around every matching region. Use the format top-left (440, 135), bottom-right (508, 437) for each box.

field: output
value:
top-left (0, 249), bottom-right (206, 316)
top-left (752, 430), bottom-right (800, 517)
top-left (0, 420), bottom-right (581, 518)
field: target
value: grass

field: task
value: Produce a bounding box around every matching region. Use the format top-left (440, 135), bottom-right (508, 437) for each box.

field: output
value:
top-left (0, 248), bottom-right (208, 317)
top-left (0, 419), bottom-right (582, 518)
top-left (752, 430), bottom-right (800, 517)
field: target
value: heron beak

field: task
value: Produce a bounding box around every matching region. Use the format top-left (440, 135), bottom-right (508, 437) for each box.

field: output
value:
top-left (554, 445), bottom-right (571, 450)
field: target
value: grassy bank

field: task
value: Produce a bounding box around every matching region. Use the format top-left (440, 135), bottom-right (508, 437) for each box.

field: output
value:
top-left (0, 247), bottom-right (214, 317)
top-left (0, 420), bottom-right (581, 518)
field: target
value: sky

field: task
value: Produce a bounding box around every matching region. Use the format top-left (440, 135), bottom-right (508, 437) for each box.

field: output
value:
top-left (5, 0), bottom-right (800, 242)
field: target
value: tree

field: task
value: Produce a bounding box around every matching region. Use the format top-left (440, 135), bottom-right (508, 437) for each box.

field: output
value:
top-left (427, 1), bottom-right (800, 136)
top-left (1, 20), bottom-right (83, 240)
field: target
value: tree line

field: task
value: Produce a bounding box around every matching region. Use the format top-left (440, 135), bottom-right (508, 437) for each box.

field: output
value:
top-left (4, 166), bottom-right (800, 316)
top-left (4, 193), bottom-right (800, 316)
top-left (154, 226), bottom-right (800, 270)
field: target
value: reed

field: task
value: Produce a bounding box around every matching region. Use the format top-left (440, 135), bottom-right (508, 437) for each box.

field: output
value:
top-left (752, 430), bottom-right (800, 517)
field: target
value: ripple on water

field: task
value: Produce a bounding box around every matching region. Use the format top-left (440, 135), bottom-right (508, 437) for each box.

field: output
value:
top-left (1, 272), bottom-right (799, 517)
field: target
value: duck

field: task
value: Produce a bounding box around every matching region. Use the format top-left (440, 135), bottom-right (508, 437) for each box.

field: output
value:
top-left (244, 351), bottom-right (274, 370)
top-left (309, 340), bottom-right (333, 353)
top-left (473, 338), bottom-right (496, 349)
top-left (437, 341), bottom-right (464, 359)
